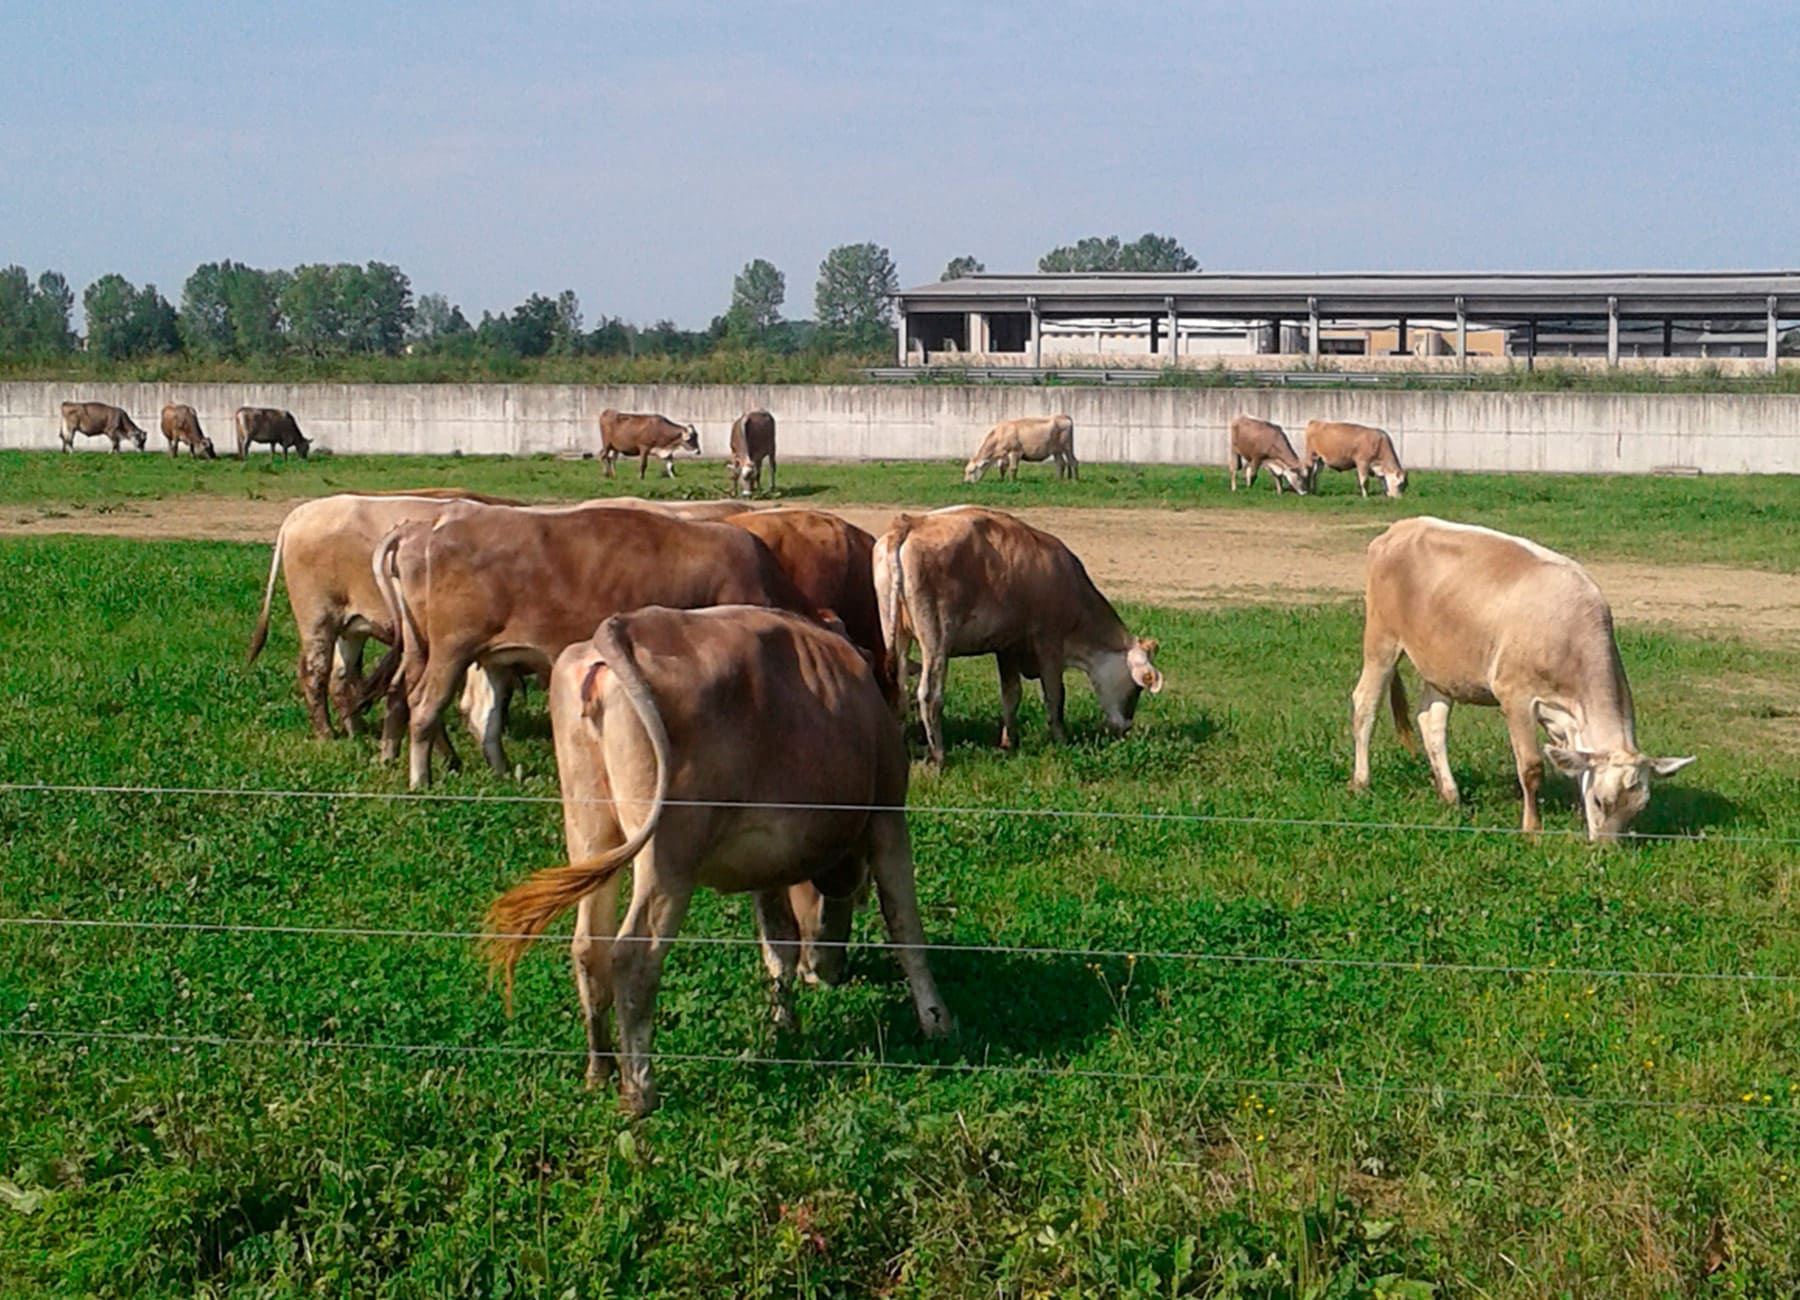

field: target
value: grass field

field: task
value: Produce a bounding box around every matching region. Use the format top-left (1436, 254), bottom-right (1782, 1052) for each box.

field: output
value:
top-left (7, 449), bottom-right (1800, 574)
top-left (3, 515), bottom-right (1800, 1296)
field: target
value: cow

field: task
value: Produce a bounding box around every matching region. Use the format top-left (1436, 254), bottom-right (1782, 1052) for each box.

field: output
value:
top-left (963, 414), bottom-right (1078, 483)
top-left (1228, 415), bottom-right (1308, 494)
top-left (1351, 517), bottom-right (1694, 840)
top-left (728, 409), bottom-right (777, 497)
top-left (236, 407), bottom-right (311, 460)
top-left (366, 502), bottom-right (815, 788)
top-left (725, 508), bottom-right (890, 702)
top-left (248, 490), bottom-right (521, 742)
top-left (159, 404), bottom-right (216, 459)
top-left (483, 605), bottom-right (951, 1115)
top-left (874, 506), bottom-right (1163, 766)
top-left (1302, 420), bottom-right (1406, 498)
top-left (598, 409), bottom-right (700, 479)
top-left (59, 401), bottom-right (147, 453)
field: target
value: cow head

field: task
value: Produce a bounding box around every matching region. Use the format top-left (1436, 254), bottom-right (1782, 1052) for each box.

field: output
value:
top-left (131, 427), bottom-right (148, 451)
top-left (962, 456), bottom-right (993, 484)
top-left (1379, 466), bottom-right (1407, 497)
top-left (1089, 637), bottom-right (1164, 735)
top-left (729, 455), bottom-right (758, 497)
top-left (682, 424), bottom-right (701, 456)
top-left (1543, 746), bottom-right (1696, 841)
top-left (1299, 454), bottom-right (1322, 494)
top-left (1274, 463), bottom-right (1310, 495)
top-left (200, 436), bottom-right (218, 460)
top-left (295, 432), bottom-right (313, 460)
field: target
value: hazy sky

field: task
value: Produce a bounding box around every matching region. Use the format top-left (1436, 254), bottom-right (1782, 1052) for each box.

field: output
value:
top-left (5, 2), bottom-right (1796, 328)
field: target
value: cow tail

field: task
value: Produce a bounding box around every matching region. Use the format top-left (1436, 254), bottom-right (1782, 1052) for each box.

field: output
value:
top-left (877, 516), bottom-right (915, 689)
top-left (246, 521), bottom-right (286, 663)
top-left (483, 617), bottom-right (670, 1007)
top-left (1389, 671), bottom-right (1417, 753)
top-left (353, 530), bottom-right (409, 712)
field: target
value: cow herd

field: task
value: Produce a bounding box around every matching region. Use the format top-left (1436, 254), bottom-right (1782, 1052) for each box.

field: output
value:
top-left (58, 400), bottom-right (311, 460)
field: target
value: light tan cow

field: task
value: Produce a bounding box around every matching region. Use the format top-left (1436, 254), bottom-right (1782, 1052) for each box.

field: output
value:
top-left (159, 404), bottom-right (217, 459)
top-left (59, 401), bottom-right (147, 452)
top-left (367, 502), bottom-right (813, 787)
top-left (874, 506), bottom-right (1163, 765)
top-left (728, 410), bottom-right (777, 497)
top-left (1302, 420), bottom-right (1407, 497)
top-left (483, 605), bottom-right (950, 1115)
top-left (248, 490), bottom-right (520, 741)
top-left (1227, 416), bottom-right (1309, 494)
top-left (597, 409), bottom-right (701, 479)
top-left (963, 414), bottom-right (1078, 483)
top-left (1351, 517), bottom-right (1693, 840)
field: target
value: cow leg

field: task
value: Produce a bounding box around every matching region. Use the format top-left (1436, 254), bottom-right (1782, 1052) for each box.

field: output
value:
top-left (791, 879), bottom-right (855, 987)
top-left (569, 837), bottom-right (625, 1087)
top-left (611, 844), bottom-right (694, 1117)
top-left (298, 628), bottom-right (337, 740)
top-left (331, 633), bottom-right (369, 737)
top-left (601, 450), bottom-right (615, 479)
top-left (478, 668), bottom-right (517, 775)
top-left (1356, 464), bottom-right (1370, 498)
top-left (405, 659), bottom-right (467, 789)
top-left (917, 642), bottom-right (949, 767)
top-left (661, 453), bottom-right (676, 479)
top-left (1038, 647), bottom-right (1069, 744)
top-left (1350, 639), bottom-right (1402, 790)
top-left (753, 889), bottom-right (804, 1033)
top-left (638, 451), bottom-right (650, 480)
top-left (1416, 685), bottom-right (1458, 803)
top-left (379, 683), bottom-right (409, 763)
top-left (1229, 455), bottom-right (1240, 491)
top-left (996, 652), bottom-right (1025, 752)
top-left (767, 453), bottom-right (776, 494)
top-left (1504, 701), bottom-right (1546, 833)
top-left (866, 812), bottom-right (951, 1038)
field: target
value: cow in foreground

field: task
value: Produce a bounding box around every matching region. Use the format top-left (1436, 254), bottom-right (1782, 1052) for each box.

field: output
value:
top-left (1228, 415), bottom-right (1309, 494)
top-left (963, 414), bottom-right (1078, 483)
top-left (368, 502), bottom-right (812, 787)
top-left (874, 506), bottom-right (1163, 765)
top-left (728, 409), bottom-right (777, 497)
top-left (598, 409), bottom-right (700, 479)
top-left (236, 407), bottom-right (311, 460)
top-left (484, 606), bottom-right (951, 1115)
top-left (159, 404), bottom-right (217, 459)
top-left (59, 401), bottom-right (147, 453)
top-left (1351, 517), bottom-right (1693, 840)
top-left (248, 490), bottom-right (520, 741)
top-left (1302, 420), bottom-right (1406, 497)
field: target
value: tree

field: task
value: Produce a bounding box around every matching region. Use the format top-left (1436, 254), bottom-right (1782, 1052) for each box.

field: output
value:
top-left (815, 242), bottom-right (898, 349)
top-left (727, 258), bottom-right (785, 342)
top-left (31, 271), bottom-right (74, 352)
top-left (941, 255), bottom-right (984, 281)
top-left (179, 262), bottom-right (234, 358)
top-left (339, 261), bottom-right (413, 355)
top-left (408, 293), bottom-right (472, 351)
top-left (550, 290), bottom-right (584, 356)
top-left (83, 275), bottom-right (178, 359)
top-left (281, 264), bottom-right (346, 355)
top-left (0, 267), bottom-right (75, 355)
top-left (1038, 233), bottom-right (1197, 273)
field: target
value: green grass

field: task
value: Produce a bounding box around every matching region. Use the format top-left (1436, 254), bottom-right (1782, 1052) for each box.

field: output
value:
top-left (4, 535), bottom-right (1800, 1295)
top-left (8, 449), bottom-right (1800, 574)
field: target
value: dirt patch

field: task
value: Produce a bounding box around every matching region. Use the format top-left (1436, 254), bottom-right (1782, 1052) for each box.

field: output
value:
top-left (9, 496), bottom-right (1800, 641)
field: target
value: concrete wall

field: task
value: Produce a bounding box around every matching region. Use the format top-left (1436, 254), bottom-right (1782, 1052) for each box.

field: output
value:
top-left (7, 380), bottom-right (1799, 474)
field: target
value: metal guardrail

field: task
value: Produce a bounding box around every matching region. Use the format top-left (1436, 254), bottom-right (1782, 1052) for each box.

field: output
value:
top-left (863, 366), bottom-right (1481, 388)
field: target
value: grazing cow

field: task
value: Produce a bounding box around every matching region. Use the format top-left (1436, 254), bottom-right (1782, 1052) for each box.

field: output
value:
top-left (159, 404), bottom-right (216, 459)
top-left (963, 414), bottom-right (1078, 483)
top-left (367, 502), bottom-right (813, 787)
top-left (59, 401), bottom-right (147, 453)
top-left (484, 605), bottom-right (951, 1115)
top-left (598, 409), bottom-right (700, 479)
top-left (1302, 420), bottom-right (1406, 497)
top-left (248, 490), bottom-right (520, 742)
top-left (1228, 416), bottom-right (1309, 494)
top-left (725, 507), bottom-right (890, 702)
top-left (728, 409), bottom-right (777, 497)
top-left (236, 407), bottom-right (311, 460)
top-left (874, 506), bottom-right (1163, 765)
top-left (1351, 517), bottom-right (1694, 840)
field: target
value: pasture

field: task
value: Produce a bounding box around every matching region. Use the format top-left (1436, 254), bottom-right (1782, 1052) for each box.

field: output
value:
top-left (3, 458), bottom-right (1800, 1296)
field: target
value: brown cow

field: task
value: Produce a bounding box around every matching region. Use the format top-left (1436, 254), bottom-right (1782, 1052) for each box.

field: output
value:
top-left (236, 407), bottom-right (311, 460)
top-left (725, 508), bottom-right (889, 702)
top-left (963, 414), bottom-right (1078, 483)
top-left (368, 502), bottom-right (813, 787)
top-left (1227, 416), bottom-right (1308, 494)
top-left (1302, 420), bottom-right (1406, 497)
top-left (728, 409), bottom-right (777, 497)
top-left (598, 409), bottom-right (700, 479)
top-left (59, 401), bottom-right (147, 453)
top-left (484, 605), bottom-right (951, 1115)
top-left (873, 506), bottom-right (1163, 765)
top-left (1351, 517), bottom-right (1693, 839)
top-left (159, 404), bottom-right (217, 459)
top-left (248, 490), bottom-right (520, 741)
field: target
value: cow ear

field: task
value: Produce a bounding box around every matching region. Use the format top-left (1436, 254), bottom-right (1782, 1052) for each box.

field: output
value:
top-left (1543, 745), bottom-right (1592, 776)
top-left (579, 659), bottom-right (609, 718)
top-left (1534, 699), bottom-right (1580, 745)
top-left (1647, 754), bottom-right (1696, 777)
top-left (1129, 645), bottom-right (1164, 694)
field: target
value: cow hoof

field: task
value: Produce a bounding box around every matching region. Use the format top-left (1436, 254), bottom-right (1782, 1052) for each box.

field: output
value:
top-left (620, 1084), bottom-right (659, 1118)
top-left (1348, 778), bottom-right (1370, 793)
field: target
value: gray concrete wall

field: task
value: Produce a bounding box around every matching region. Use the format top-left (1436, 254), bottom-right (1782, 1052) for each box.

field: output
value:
top-left (7, 380), bottom-right (1797, 474)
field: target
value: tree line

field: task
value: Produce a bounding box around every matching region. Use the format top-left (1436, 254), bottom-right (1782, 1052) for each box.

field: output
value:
top-left (0, 232), bottom-right (1195, 365)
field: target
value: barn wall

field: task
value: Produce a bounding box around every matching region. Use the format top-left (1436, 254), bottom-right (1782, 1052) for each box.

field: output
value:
top-left (6, 381), bottom-right (1798, 474)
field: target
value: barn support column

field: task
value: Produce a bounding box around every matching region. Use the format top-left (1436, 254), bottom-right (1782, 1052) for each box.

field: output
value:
top-left (1308, 297), bottom-right (1320, 361)
top-left (1526, 319), bottom-right (1537, 371)
top-left (1662, 319), bottom-right (1673, 357)
top-left (896, 312), bottom-right (908, 365)
top-left (1165, 298), bottom-right (1179, 367)
top-left (1269, 318), bottom-right (1282, 355)
top-left (1455, 296), bottom-right (1467, 370)
top-left (1029, 297), bottom-right (1041, 369)
top-left (1607, 297), bottom-right (1619, 367)
top-left (1769, 296), bottom-right (1781, 374)
top-left (1396, 318), bottom-right (1408, 356)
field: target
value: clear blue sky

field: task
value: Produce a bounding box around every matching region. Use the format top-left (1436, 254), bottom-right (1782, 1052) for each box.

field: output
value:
top-left (4, 1), bottom-right (1795, 328)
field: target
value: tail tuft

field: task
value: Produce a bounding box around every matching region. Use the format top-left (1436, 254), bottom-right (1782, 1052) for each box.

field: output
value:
top-left (1389, 672), bottom-right (1417, 754)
